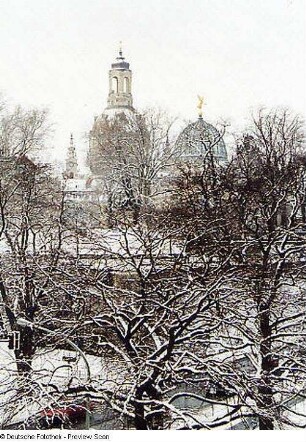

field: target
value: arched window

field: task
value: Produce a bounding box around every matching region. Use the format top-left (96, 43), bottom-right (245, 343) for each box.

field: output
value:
top-left (112, 76), bottom-right (119, 93)
top-left (124, 77), bottom-right (129, 93)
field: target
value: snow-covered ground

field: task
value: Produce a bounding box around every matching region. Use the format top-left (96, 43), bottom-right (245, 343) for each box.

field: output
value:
top-left (0, 344), bottom-right (129, 428)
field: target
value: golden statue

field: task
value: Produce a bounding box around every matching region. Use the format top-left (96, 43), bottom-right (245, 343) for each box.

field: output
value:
top-left (197, 95), bottom-right (205, 117)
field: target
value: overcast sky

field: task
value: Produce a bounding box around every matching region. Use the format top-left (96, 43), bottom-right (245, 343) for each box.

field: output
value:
top-left (0, 0), bottom-right (305, 167)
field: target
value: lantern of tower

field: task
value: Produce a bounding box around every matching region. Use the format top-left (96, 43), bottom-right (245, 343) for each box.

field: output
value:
top-left (107, 45), bottom-right (134, 111)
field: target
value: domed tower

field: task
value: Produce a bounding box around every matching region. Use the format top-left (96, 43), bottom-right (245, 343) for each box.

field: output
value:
top-left (106, 44), bottom-right (134, 112)
top-left (88, 46), bottom-right (136, 177)
top-left (175, 99), bottom-right (228, 164)
top-left (175, 116), bottom-right (228, 163)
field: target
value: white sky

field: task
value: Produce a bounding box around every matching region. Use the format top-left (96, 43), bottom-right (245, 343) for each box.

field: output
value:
top-left (0, 0), bottom-right (305, 168)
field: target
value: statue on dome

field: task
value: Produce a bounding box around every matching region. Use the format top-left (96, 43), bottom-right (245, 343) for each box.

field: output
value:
top-left (197, 95), bottom-right (205, 117)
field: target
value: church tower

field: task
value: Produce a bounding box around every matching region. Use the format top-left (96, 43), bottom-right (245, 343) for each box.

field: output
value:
top-left (87, 45), bottom-right (135, 177)
top-left (106, 45), bottom-right (134, 111)
top-left (64, 134), bottom-right (78, 179)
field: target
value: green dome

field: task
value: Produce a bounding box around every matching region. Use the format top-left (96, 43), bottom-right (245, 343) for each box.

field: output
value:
top-left (176, 116), bottom-right (228, 163)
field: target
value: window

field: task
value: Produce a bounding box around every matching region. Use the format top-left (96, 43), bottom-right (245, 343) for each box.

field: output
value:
top-left (124, 77), bottom-right (129, 93)
top-left (112, 77), bottom-right (119, 93)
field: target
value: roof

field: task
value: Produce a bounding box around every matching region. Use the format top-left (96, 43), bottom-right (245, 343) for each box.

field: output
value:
top-left (111, 49), bottom-right (130, 71)
top-left (175, 117), bottom-right (228, 163)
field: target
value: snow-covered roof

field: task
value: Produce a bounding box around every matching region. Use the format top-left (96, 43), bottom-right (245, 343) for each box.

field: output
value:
top-left (62, 228), bottom-right (182, 261)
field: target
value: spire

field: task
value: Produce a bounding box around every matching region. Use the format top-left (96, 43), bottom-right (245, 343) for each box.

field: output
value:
top-left (65, 133), bottom-right (78, 179)
top-left (111, 43), bottom-right (130, 70)
top-left (119, 41), bottom-right (123, 58)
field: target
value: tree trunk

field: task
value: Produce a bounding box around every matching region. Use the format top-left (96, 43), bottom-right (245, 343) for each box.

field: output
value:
top-left (258, 300), bottom-right (274, 430)
top-left (134, 390), bottom-right (148, 430)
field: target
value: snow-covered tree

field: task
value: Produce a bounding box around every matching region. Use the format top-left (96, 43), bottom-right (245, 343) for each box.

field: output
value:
top-left (88, 109), bottom-right (177, 223)
top-left (169, 109), bottom-right (306, 429)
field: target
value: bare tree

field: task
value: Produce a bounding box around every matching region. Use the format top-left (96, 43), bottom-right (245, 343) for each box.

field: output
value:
top-left (225, 109), bottom-right (306, 429)
top-left (0, 104), bottom-right (76, 426)
top-left (55, 194), bottom-right (247, 430)
top-left (88, 109), bottom-right (177, 223)
top-left (0, 104), bottom-right (49, 157)
top-left (2, 102), bottom-right (306, 431)
top-left (169, 108), bottom-right (306, 429)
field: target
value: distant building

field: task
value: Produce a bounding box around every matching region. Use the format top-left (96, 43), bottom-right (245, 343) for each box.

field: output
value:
top-left (63, 134), bottom-right (96, 203)
top-left (87, 47), bottom-right (136, 180)
top-left (175, 116), bottom-right (228, 164)
top-left (65, 46), bottom-right (228, 207)
top-left (64, 134), bottom-right (78, 179)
